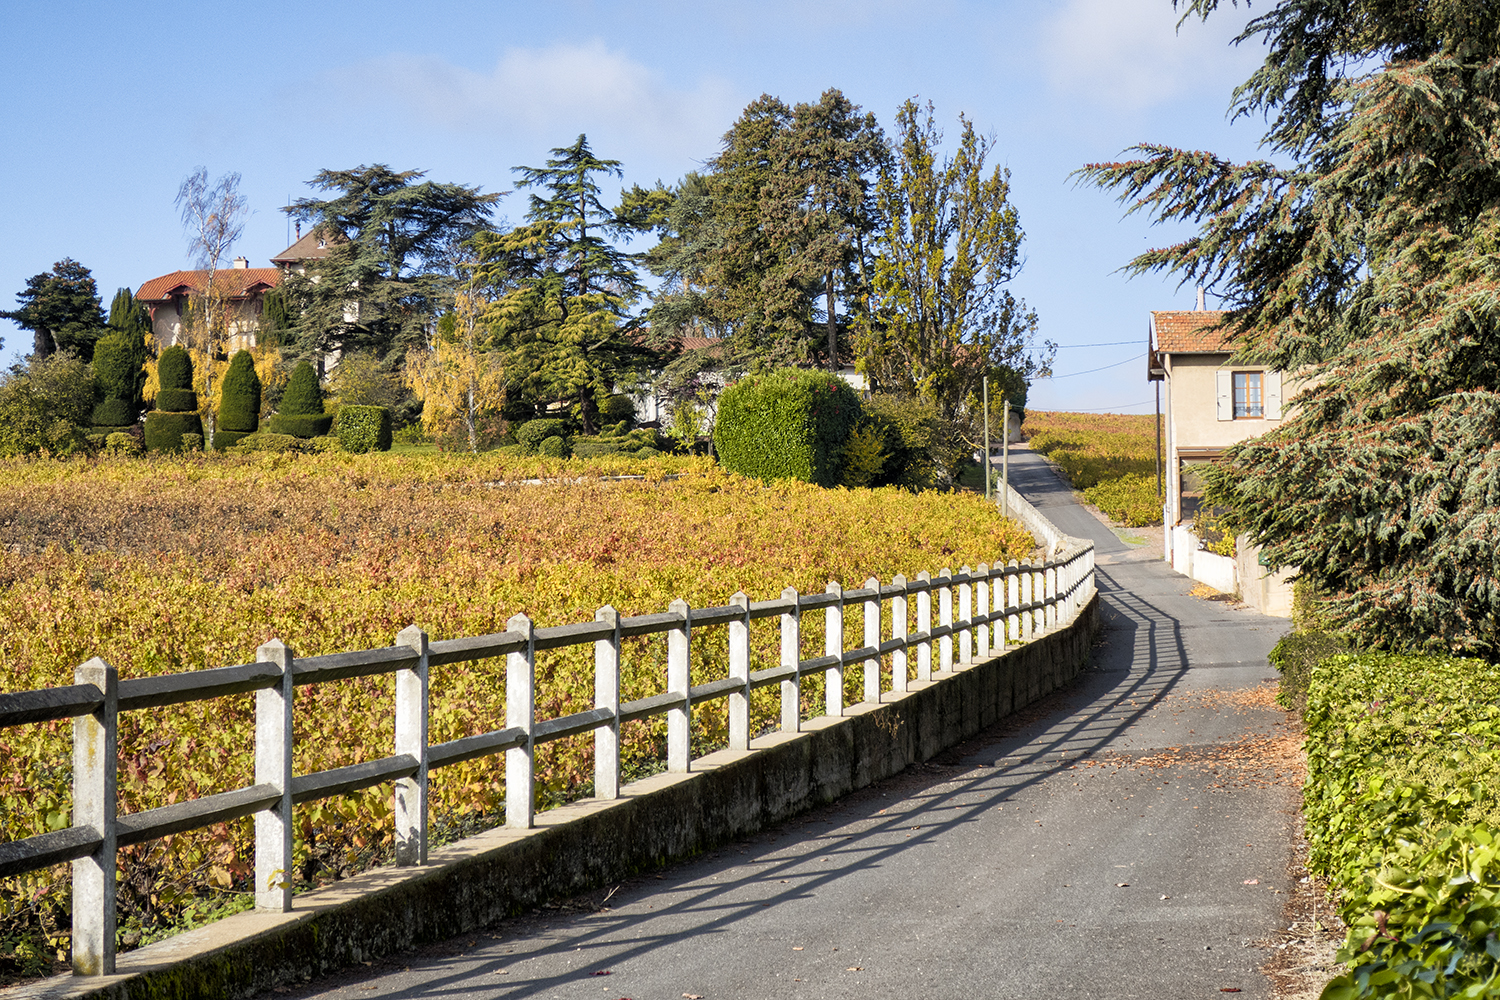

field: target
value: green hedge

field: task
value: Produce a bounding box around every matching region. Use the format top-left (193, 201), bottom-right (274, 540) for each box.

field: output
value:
top-left (1305, 652), bottom-right (1500, 998)
top-left (335, 405), bottom-right (392, 454)
top-left (91, 398), bottom-right (134, 428)
top-left (144, 411), bottom-right (204, 452)
top-left (229, 432), bottom-right (303, 453)
top-left (155, 387), bottom-right (198, 413)
top-left (714, 368), bottom-right (860, 487)
top-left (104, 432), bottom-right (142, 456)
top-left (281, 361), bottom-right (323, 416)
top-left (210, 430), bottom-right (252, 450)
top-left (267, 412), bottom-right (334, 438)
top-left (517, 418), bottom-right (569, 453)
top-left (158, 346), bottom-right (193, 390)
top-left (219, 350), bottom-right (261, 433)
top-left (538, 435), bottom-right (569, 458)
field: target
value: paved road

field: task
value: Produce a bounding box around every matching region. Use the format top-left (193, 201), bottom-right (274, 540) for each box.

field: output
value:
top-left (271, 451), bottom-right (1296, 1000)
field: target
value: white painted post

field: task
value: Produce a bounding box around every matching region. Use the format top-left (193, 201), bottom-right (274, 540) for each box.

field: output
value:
top-left (938, 568), bottom-right (954, 673)
top-left (825, 582), bottom-right (844, 717)
top-left (891, 574), bottom-right (908, 693)
top-left (394, 625), bottom-right (429, 866)
top-left (863, 577), bottom-right (881, 704)
top-left (780, 587), bottom-right (801, 732)
top-left (506, 613), bottom-right (535, 828)
top-left (594, 606), bottom-right (621, 800)
top-left (1020, 565), bottom-right (1034, 642)
top-left (958, 566), bottom-right (973, 665)
top-left (668, 598), bottom-right (692, 772)
top-left (71, 657), bottom-right (116, 976)
top-left (1007, 561), bottom-right (1020, 645)
top-left (729, 592), bottom-right (751, 751)
top-left (255, 638), bottom-right (294, 913)
top-left (916, 571), bottom-right (933, 682)
top-left (976, 564), bottom-right (990, 660)
top-left (1046, 565), bottom-right (1058, 629)
top-left (1033, 566), bottom-right (1047, 635)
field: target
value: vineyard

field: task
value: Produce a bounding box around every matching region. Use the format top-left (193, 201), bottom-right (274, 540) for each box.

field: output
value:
top-left (1022, 410), bottom-right (1162, 526)
top-left (0, 449), bottom-right (1032, 975)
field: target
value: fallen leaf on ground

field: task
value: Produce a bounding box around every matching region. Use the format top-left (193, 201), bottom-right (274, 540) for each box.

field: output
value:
top-left (1243, 879), bottom-right (1260, 885)
top-left (792, 947), bottom-right (804, 951)
top-left (1116, 882), bottom-right (1130, 887)
top-left (846, 966), bottom-right (863, 971)
top-left (683, 994), bottom-right (704, 998)
top-left (591, 970), bottom-right (613, 976)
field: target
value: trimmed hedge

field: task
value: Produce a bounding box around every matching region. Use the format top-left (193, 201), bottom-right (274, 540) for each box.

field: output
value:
top-left (93, 335), bottom-right (139, 408)
top-left (335, 405), bottom-right (392, 454)
top-left (714, 368), bottom-right (861, 487)
top-left (210, 430), bottom-right (252, 451)
top-left (267, 412), bottom-right (334, 439)
top-left (144, 411), bottom-right (204, 453)
top-left (538, 435), bottom-right (569, 458)
top-left (230, 432), bottom-right (303, 453)
top-left (158, 346), bottom-right (193, 390)
top-left (517, 418), bottom-right (569, 453)
top-left (104, 432), bottom-right (142, 456)
top-left (155, 388), bottom-right (199, 413)
top-left (219, 350), bottom-right (261, 433)
top-left (91, 398), bottom-right (134, 428)
top-left (281, 361), bottom-right (324, 416)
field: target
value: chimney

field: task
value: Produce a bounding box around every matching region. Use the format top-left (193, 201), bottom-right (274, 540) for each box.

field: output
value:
top-left (1195, 287), bottom-right (1206, 311)
top-left (296, 221), bottom-right (302, 240)
top-left (232, 256), bottom-right (249, 269)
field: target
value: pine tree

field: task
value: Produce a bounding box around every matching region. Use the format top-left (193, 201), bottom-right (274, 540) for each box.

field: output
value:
top-left (1078, 2), bottom-right (1500, 654)
top-left (2, 259), bottom-right (106, 361)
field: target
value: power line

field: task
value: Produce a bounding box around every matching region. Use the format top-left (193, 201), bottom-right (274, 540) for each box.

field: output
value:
top-left (1034, 352), bottom-right (1146, 380)
top-left (1051, 339), bottom-right (1140, 349)
top-left (1045, 400), bottom-right (1155, 412)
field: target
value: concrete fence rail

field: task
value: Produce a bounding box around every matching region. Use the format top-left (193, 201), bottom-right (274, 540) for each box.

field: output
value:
top-left (0, 489), bottom-right (1095, 985)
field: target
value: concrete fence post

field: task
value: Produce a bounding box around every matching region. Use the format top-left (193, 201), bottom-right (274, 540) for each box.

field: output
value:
top-left (916, 571), bottom-right (932, 682)
top-left (506, 613), bottom-right (536, 828)
top-left (1020, 565), bottom-right (1034, 642)
top-left (938, 568), bottom-right (954, 673)
top-left (863, 577), bottom-right (881, 704)
top-left (958, 566), bottom-right (973, 665)
top-left (891, 574), bottom-right (908, 693)
top-left (1034, 566), bottom-right (1047, 635)
top-left (780, 588), bottom-right (801, 733)
top-left (255, 639), bottom-right (294, 914)
top-left (976, 564), bottom-right (990, 661)
top-left (668, 598), bottom-right (692, 772)
top-left (729, 592), bottom-right (751, 751)
top-left (594, 606), bottom-right (621, 799)
top-left (1046, 565), bottom-right (1058, 630)
top-left (394, 625), bottom-right (429, 866)
top-left (1007, 561), bottom-right (1020, 646)
top-left (825, 582), bottom-right (844, 717)
top-left (71, 657), bottom-right (117, 976)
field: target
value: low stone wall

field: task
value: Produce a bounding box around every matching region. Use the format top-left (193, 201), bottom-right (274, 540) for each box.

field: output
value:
top-left (15, 595), bottom-right (1099, 1000)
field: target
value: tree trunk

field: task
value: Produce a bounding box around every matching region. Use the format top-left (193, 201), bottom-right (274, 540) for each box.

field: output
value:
top-left (825, 271), bottom-right (838, 371)
top-left (32, 326), bottom-right (55, 360)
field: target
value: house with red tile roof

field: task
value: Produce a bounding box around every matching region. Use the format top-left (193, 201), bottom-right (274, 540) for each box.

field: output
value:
top-left (1149, 308), bottom-right (1306, 615)
top-left (136, 257), bottom-right (281, 352)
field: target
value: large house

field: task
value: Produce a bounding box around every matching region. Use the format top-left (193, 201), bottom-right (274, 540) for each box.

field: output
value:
top-left (136, 258), bottom-right (281, 353)
top-left (1148, 309), bottom-right (1304, 616)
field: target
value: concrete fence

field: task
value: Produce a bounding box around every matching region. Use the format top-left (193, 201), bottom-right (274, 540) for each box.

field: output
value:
top-left (0, 491), bottom-right (1095, 983)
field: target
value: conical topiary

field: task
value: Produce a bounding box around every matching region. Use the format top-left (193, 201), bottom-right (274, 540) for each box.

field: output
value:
top-left (219, 350), bottom-right (261, 433)
top-left (145, 344), bottom-right (203, 452)
top-left (159, 345), bottom-right (193, 390)
top-left (91, 333), bottom-right (138, 429)
top-left (269, 360), bottom-right (333, 438)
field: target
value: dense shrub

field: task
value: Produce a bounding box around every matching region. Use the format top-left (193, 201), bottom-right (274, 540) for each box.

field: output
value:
top-left (91, 397), bottom-right (134, 429)
top-left (308, 435), bottom-right (342, 454)
top-left (218, 350), bottom-right (261, 433)
top-left (157, 346), bottom-right (193, 391)
top-left (839, 424), bottom-right (888, 488)
top-left (280, 361), bottom-right (324, 416)
top-left (230, 432), bottom-right (304, 453)
top-left (155, 387), bottom-right (198, 413)
top-left (602, 393), bottom-right (637, 425)
top-left (335, 405), bottom-right (392, 454)
top-left (516, 418), bottom-right (569, 453)
top-left (181, 433), bottom-right (203, 452)
top-left (538, 435), bottom-right (569, 458)
top-left (104, 432), bottom-right (142, 456)
top-left (714, 368), bottom-right (861, 487)
top-left (267, 412), bottom-right (334, 438)
top-left (143, 411), bottom-right (204, 452)
top-left (92, 334), bottom-right (140, 414)
top-left (210, 430), bottom-right (251, 450)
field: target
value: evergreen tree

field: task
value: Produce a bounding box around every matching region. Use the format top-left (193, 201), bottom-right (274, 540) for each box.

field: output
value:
top-left (474, 136), bottom-right (651, 434)
top-left (1078, 2), bottom-right (1500, 653)
top-left (104, 288), bottom-right (151, 408)
top-left (2, 259), bottom-right (106, 361)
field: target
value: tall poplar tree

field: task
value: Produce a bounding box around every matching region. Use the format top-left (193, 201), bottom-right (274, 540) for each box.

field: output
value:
top-left (1079, 2), bottom-right (1500, 653)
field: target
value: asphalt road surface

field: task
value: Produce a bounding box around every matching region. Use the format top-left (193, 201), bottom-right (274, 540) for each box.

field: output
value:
top-left (269, 450), bottom-right (1295, 1000)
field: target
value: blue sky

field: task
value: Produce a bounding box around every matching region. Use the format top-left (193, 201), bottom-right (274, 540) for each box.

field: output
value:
top-left (0, 0), bottom-right (1272, 414)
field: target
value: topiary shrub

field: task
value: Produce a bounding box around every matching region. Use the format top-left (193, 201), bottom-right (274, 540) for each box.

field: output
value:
top-left (335, 405), bottom-right (392, 454)
top-left (266, 412), bottom-right (334, 438)
top-left (92, 334), bottom-right (141, 419)
top-left (634, 445), bottom-right (658, 459)
top-left (210, 430), bottom-right (251, 450)
top-left (516, 418), bottom-right (569, 453)
top-left (571, 438), bottom-right (628, 458)
top-left (144, 411), bottom-right (204, 453)
top-left (91, 397), bottom-right (134, 429)
top-left (308, 435), bottom-right (342, 454)
top-left (602, 393), bottom-right (636, 425)
top-left (230, 432), bottom-right (303, 453)
top-left (538, 435), bottom-right (570, 458)
top-left (280, 361), bottom-right (324, 416)
top-left (104, 432), bottom-right (142, 456)
top-left (714, 368), bottom-right (861, 487)
top-left (155, 387), bottom-right (198, 413)
top-left (219, 350), bottom-right (261, 433)
top-left (158, 346), bottom-right (193, 391)
top-left (181, 433), bottom-right (203, 452)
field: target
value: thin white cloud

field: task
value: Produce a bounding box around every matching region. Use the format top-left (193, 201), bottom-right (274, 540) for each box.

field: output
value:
top-left (318, 41), bottom-right (740, 167)
top-left (1041, 0), bottom-right (1260, 111)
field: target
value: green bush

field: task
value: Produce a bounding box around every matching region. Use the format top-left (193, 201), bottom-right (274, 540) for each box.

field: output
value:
top-left (219, 350), bottom-right (261, 433)
top-left (714, 368), bottom-right (861, 487)
top-left (210, 430), bottom-right (251, 450)
top-left (335, 405), bottom-right (392, 454)
top-left (104, 432), bottom-right (142, 456)
top-left (602, 393), bottom-right (637, 425)
top-left (158, 346), bottom-right (193, 391)
top-left (230, 432), bottom-right (303, 453)
top-left (181, 433), bottom-right (203, 452)
top-left (516, 418), bottom-right (569, 453)
top-left (93, 334), bottom-right (140, 407)
top-left (91, 397), bottom-right (134, 428)
top-left (266, 412), bottom-right (334, 438)
top-left (86, 432), bottom-right (108, 450)
top-left (144, 410), bottom-right (204, 452)
top-left (155, 387), bottom-right (199, 413)
top-left (861, 394), bottom-right (957, 489)
top-left (839, 424), bottom-right (888, 488)
top-left (308, 435), bottom-right (342, 454)
top-left (1083, 473), bottom-right (1163, 528)
top-left (538, 435), bottom-right (569, 458)
top-left (280, 361), bottom-right (324, 416)
top-left (634, 445), bottom-right (658, 459)
top-left (571, 438), bottom-right (628, 459)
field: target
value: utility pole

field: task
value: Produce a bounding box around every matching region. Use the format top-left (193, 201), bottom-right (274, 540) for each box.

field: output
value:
top-left (1002, 397), bottom-right (1010, 518)
top-left (983, 376), bottom-right (990, 502)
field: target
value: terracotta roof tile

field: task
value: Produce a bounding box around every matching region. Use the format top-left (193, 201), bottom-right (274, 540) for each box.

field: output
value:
top-left (1152, 310), bottom-right (1232, 353)
top-left (137, 268), bottom-right (282, 303)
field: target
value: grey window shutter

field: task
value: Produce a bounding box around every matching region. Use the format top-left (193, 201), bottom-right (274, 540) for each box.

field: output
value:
top-left (1264, 370), bottom-right (1283, 420)
top-left (1216, 369), bottom-right (1232, 421)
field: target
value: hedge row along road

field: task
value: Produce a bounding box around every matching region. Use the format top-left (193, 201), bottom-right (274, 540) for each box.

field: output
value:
top-left (266, 451), bottom-right (1298, 1000)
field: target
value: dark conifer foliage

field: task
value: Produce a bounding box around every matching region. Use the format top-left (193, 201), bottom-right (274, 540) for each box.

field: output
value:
top-left (280, 360), bottom-right (323, 416)
top-left (218, 350), bottom-right (261, 433)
